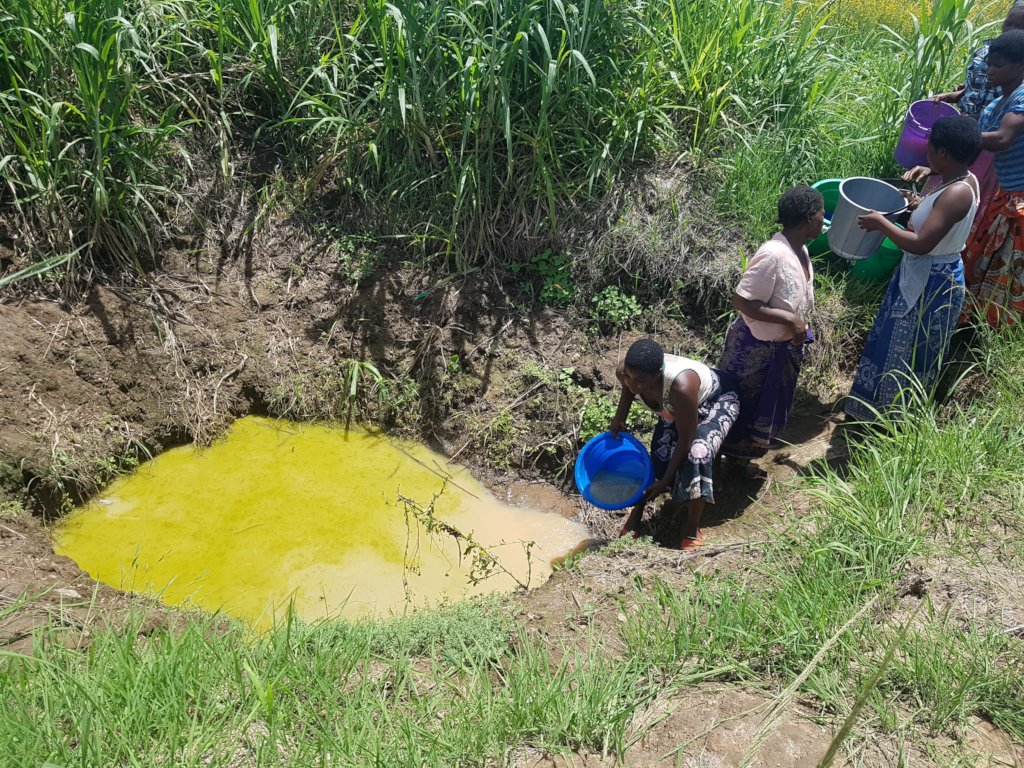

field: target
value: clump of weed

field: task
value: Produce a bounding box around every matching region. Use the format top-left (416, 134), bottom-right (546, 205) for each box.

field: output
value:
top-left (589, 286), bottom-right (642, 335)
top-left (558, 367), bottom-right (654, 443)
top-left (0, 500), bottom-right (26, 521)
top-left (27, 426), bottom-right (150, 516)
top-left (573, 169), bottom-right (740, 314)
top-left (482, 411), bottom-right (527, 471)
top-left (367, 595), bottom-right (514, 666)
top-left (268, 357), bottom-right (410, 427)
top-left (509, 249), bottom-right (575, 307)
top-left (552, 545), bottom-right (589, 572)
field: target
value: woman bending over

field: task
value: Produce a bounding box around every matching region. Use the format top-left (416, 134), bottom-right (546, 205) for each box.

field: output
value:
top-left (610, 339), bottom-right (739, 549)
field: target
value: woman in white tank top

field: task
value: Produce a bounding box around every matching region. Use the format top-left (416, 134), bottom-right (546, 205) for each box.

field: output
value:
top-left (608, 338), bottom-right (740, 549)
top-left (847, 115), bottom-right (980, 421)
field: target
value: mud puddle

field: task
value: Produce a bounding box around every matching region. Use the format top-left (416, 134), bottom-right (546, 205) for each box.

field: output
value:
top-left (53, 416), bottom-right (589, 628)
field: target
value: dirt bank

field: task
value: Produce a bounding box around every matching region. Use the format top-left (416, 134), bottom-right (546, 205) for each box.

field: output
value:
top-left (0, 234), bottom-right (625, 511)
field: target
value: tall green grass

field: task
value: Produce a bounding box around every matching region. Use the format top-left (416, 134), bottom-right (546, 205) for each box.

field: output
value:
top-left (0, 0), bottom-right (990, 286)
top-left (292, 0), bottom-right (685, 265)
top-left (0, 0), bottom-right (190, 285)
top-left (711, 0), bottom-right (983, 241)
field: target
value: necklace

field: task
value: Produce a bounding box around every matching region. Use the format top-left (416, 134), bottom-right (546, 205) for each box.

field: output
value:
top-left (928, 172), bottom-right (971, 196)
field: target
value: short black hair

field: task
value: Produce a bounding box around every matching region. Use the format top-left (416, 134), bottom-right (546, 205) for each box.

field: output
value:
top-left (777, 186), bottom-right (824, 228)
top-left (624, 338), bottom-right (663, 374)
top-left (989, 29), bottom-right (1024, 63)
top-left (929, 115), bottom-right (982, 163)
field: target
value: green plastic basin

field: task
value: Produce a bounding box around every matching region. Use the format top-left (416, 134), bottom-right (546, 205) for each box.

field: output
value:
top-left (808, 179), bottom-right (844, 262)
top-left (812, 178), bottom-right (843, 219)
top-left (850, 231), bottom-right (903, 282)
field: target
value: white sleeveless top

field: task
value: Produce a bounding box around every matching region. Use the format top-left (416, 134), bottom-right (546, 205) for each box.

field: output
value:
top-left (907, 174), bottom-right (978, 256)
top-left (897, 174), bottom-right (977, 316)
top-left (646, 355), bottom-right (714, 420)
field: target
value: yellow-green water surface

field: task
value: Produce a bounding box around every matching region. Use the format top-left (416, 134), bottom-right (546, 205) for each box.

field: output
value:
top-left (54, 416), bottom-right (589, 628)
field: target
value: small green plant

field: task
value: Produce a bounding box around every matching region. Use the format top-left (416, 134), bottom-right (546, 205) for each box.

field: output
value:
top-left (558, 368), bottom-right (607, 441)
top-left (552, 546), bottom-right (588, 572)
top-left (558, 367), bottom-right (654, 442)
top-left (590, 286), bottom-right (642, 333)
top-left (339, 359), bottom-right (385, 424)
top-left (601, 534), bottom-right (657, 556)
top-left (482, 411), bottom-right (524, 471)
top-left (509, 250), bottom-right (575, 306)
top-left (520, 361), bottom-right (555, 386)
top-left (268, 357), bottom-right (387, 423)
top-left (580, 393), bottom-right (618, 442)
top-left (0, 500), bottom-right (25, 521)
top-left (446, 354), bottom-right (462, 377)
top-left (535, 251), bottom-right (574, 306)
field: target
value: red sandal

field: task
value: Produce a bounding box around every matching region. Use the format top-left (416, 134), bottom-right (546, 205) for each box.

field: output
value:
top-left (680, 530), bottom-right (704, 550)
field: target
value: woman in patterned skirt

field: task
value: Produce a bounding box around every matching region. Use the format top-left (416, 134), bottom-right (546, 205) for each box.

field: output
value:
top-left (847, 116), bottom-right (981, 420)
top-left (609, 338), bottom-right (739, 549)
top-left (960, 29), bottom-right (1024, 326)
top-left (718, 186), bottom-right (823, 459)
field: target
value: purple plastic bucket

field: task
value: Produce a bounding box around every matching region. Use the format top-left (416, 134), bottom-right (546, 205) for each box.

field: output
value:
top-left (894, 100), bottom-right (959, 169)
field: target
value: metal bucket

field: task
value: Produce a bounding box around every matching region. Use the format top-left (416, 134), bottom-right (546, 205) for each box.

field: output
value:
top-left (828, 177), bottom-right (907, 261)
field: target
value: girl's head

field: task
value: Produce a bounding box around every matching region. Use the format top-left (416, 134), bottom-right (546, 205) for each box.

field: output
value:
top-left (927, 116), bottom-right (982, 170)
top-left (1004, 1), bottom-right (1024, 32)
top-left (986, 29), bottom-right (1024, 88)
top-left (777, 185), bottom-right (825, 240)
top-left (623, 338), bottom-right (664, 391)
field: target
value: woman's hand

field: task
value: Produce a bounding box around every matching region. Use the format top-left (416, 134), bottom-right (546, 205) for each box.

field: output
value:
top-left (858, 210), bottom-right (888, 232)
top-left (789, 315), bottom-right (808, 345)
top-left (642, 477), bottom-right (671, 502)
top-left (608, 416), bottom-right (627, 438)
top-left (901, 189), bottom-right (923, 210)
top-left (931, 91), bottom-right (960, 104)
top-left (902, 166), bottom-right (932, 184)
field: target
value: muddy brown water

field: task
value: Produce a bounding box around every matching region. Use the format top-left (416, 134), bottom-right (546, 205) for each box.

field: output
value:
top-left (53, 416), bottom-right (590, 629)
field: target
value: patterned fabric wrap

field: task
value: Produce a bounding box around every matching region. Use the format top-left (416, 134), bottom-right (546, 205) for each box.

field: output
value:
top-left (979, 85), bottom-right (1024, 192)
top-left (960, 188), bottom-right (1024, 327)
top-left (718, 316), bottom-right (813, 458)
top-left (650, 369), bottom-right (740, 504)
top-left (958, 41), bottom-right (1000, 117)
top-left (847, 260), bottom-right (965, 421)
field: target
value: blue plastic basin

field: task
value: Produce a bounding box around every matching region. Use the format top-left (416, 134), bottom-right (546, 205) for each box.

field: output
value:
top-left (574, 431), bottom-right (655, 510)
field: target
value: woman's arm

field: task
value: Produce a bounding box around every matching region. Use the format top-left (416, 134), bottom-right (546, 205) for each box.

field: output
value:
top-left (643, 371), bottom-right (700, 500)
top-left (732, 294), bottom-right (807, 343)
top-left (858, 184), bottom-right (975, 255)
top-left (608, 362), bottom-right (635, 437)
top-left (932, 87), bottom-right (966, 104)
top-left (981, 111), bottom-right (1024, 152)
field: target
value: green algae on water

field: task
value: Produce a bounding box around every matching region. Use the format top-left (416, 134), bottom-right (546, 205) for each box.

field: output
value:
top-left (54, 417), bottom-right (588, 628)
